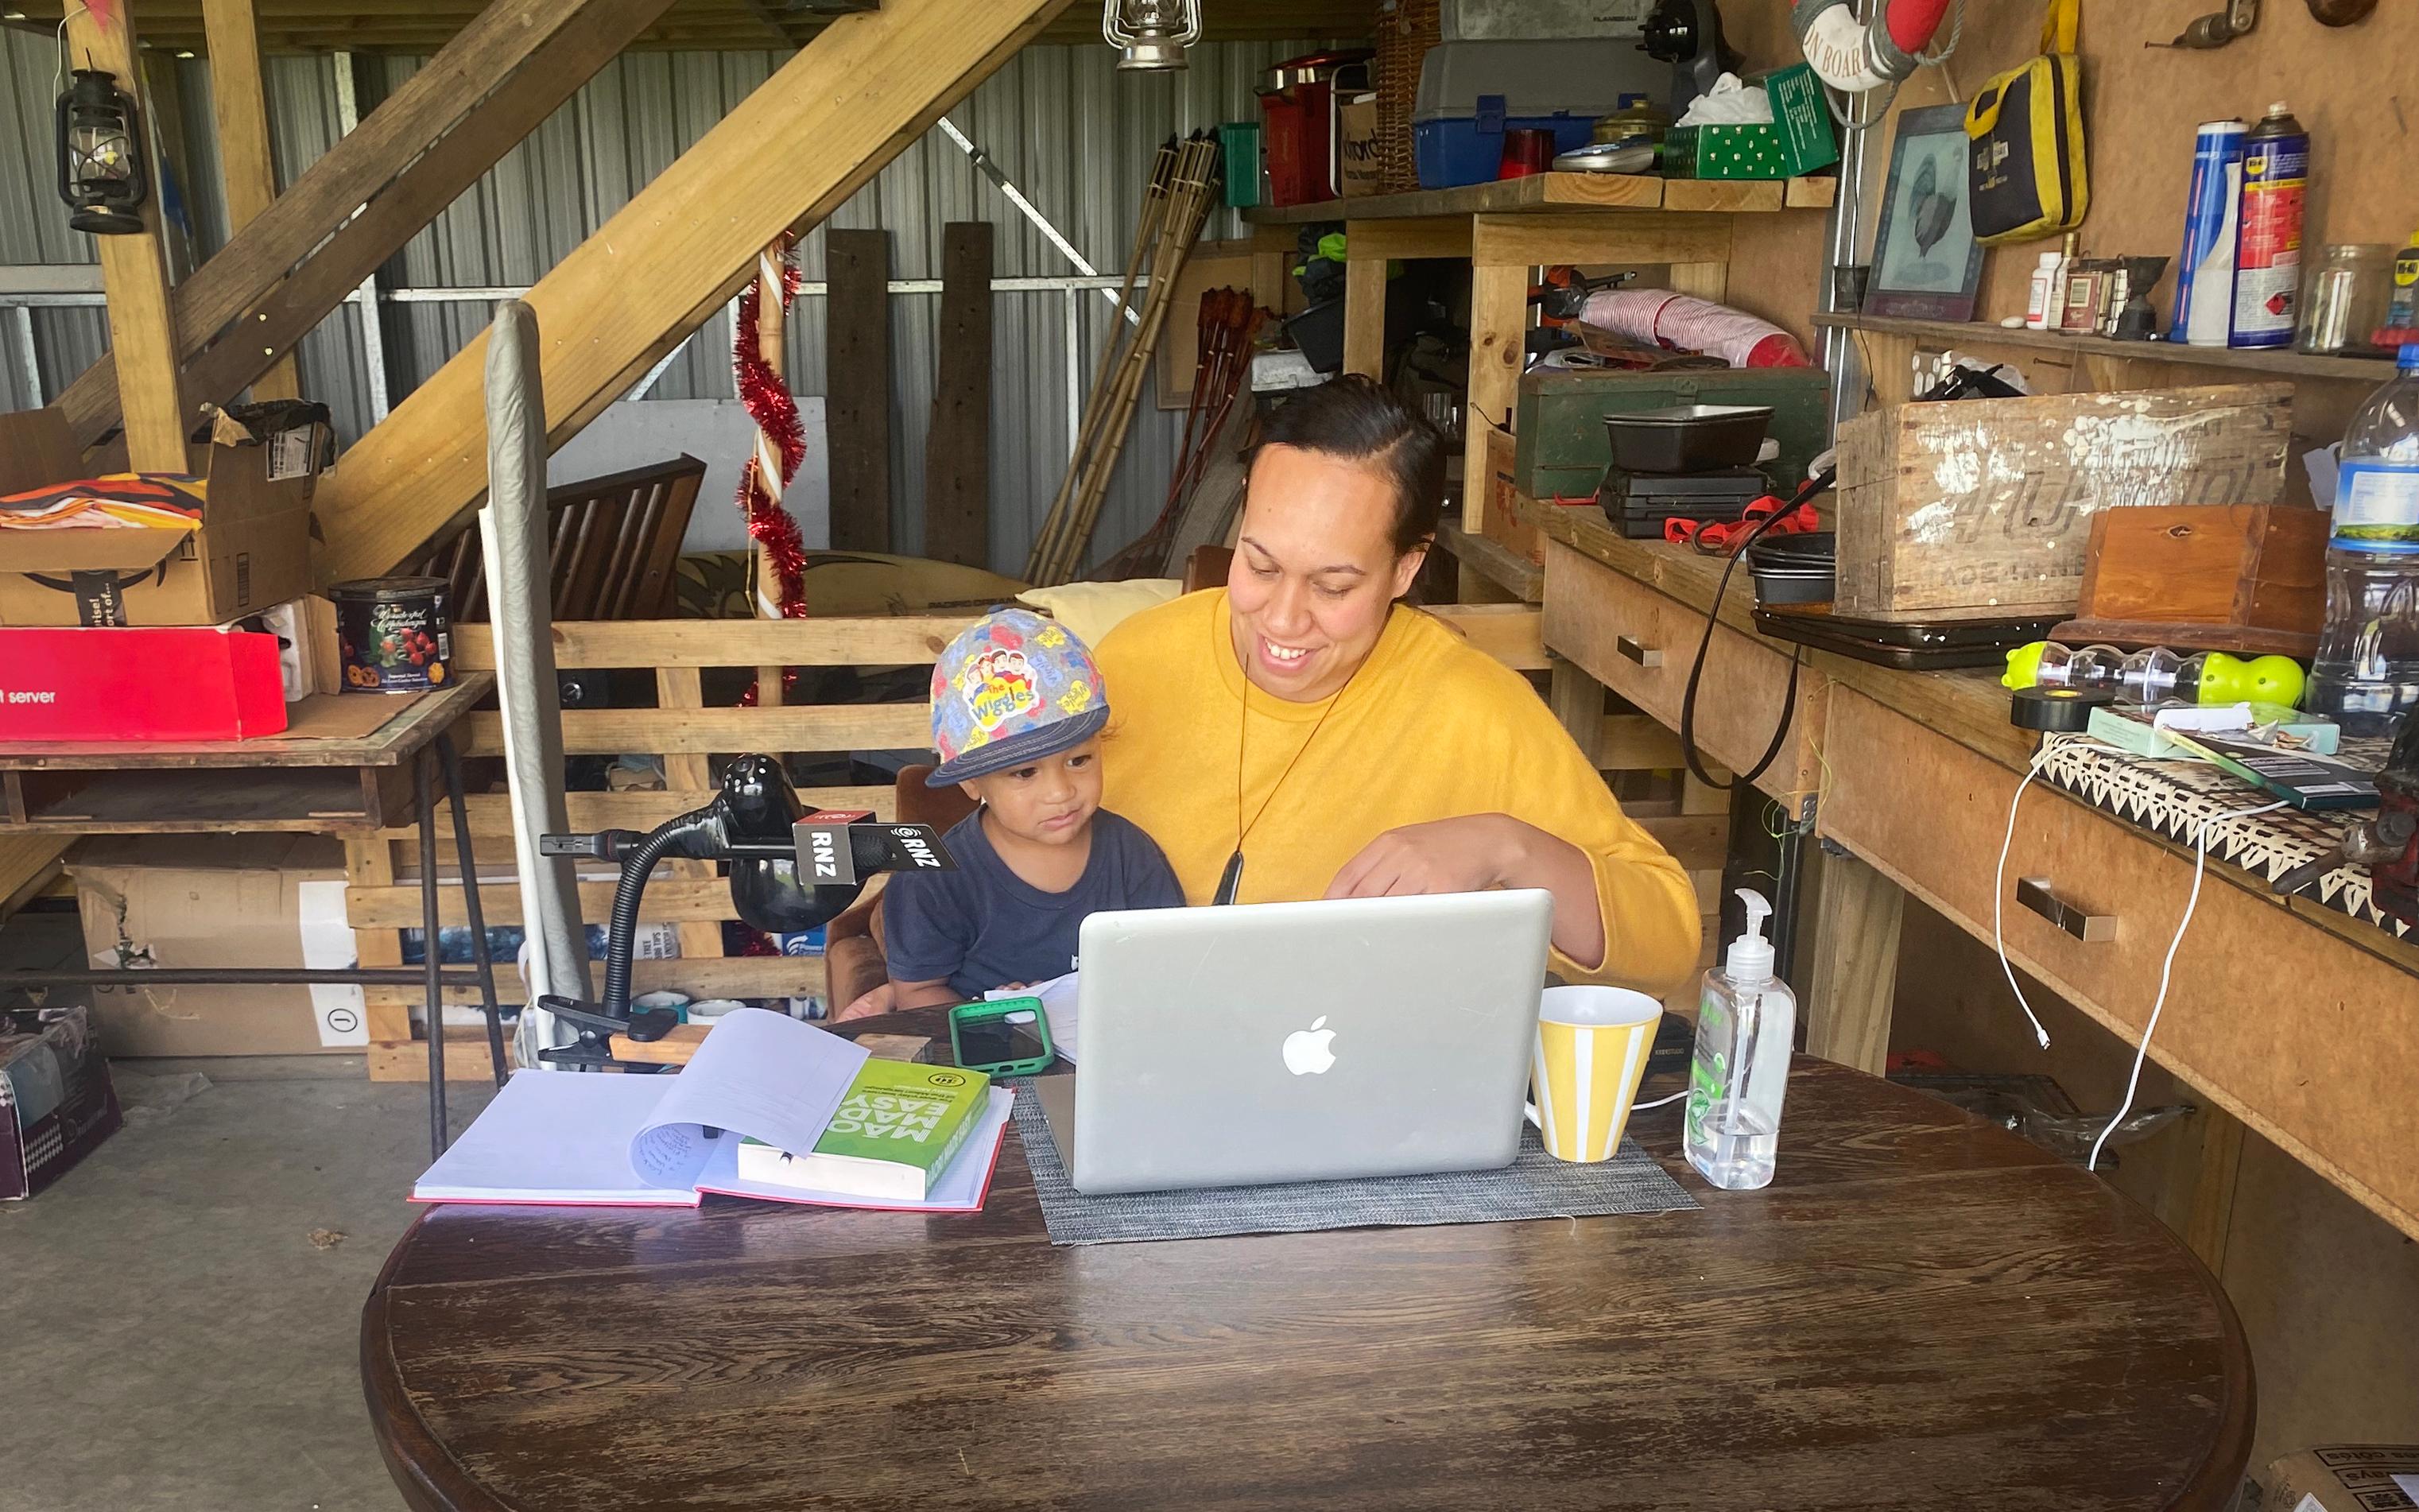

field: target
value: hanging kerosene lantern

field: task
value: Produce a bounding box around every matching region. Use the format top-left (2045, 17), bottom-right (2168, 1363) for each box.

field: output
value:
top-left (56, 68), bottom-right (149, 236)
top-left (1103, 0), bottom-right (1201, 71)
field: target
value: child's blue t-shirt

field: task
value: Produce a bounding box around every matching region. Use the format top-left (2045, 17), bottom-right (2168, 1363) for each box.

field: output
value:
top-left (883, 808), bottom-right (1185, 999)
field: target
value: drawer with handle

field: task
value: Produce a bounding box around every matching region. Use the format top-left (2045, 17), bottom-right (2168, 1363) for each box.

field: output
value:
top-left (1541, 538), bottom-right (1824, 800)
top-left (1817, 684), bottom-right (2419, 1239)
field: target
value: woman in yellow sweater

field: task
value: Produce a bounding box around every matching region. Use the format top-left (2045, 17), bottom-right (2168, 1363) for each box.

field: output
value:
top-left (1095, 376), bottom-right (1700, 994)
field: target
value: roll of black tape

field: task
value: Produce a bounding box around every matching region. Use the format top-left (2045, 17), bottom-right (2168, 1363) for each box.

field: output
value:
top-left (2010, 685), bottom-right (2114, 732)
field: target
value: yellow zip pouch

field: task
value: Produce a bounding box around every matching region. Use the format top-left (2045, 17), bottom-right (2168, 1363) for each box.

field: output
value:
top-left (1964, 0), bottom-right (2088, 246)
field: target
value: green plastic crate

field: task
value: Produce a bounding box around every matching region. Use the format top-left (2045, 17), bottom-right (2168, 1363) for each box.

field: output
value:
top-left (1511, 366), bottom-right (1833, 502)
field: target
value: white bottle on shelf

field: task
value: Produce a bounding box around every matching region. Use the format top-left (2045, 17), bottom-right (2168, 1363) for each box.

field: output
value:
top-left (2025, 251), bottom-right (2062, 330)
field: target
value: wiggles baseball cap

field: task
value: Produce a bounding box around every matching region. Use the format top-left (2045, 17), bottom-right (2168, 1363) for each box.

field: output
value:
top-left (926, 608), bottom-right (1110, 786)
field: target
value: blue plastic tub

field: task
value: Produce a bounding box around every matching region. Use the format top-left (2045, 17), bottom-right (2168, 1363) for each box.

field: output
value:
top-left (1413, 107), bottom-right (1599, 190)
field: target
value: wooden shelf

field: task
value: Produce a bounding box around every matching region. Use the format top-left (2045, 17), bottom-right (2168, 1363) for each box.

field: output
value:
top-left (1436, 520), bottom-right (1543, 603)
top-left (1814, 312), bottom-right (2400, 386)
top-left (1244, 173), bottom-right (1838, 225)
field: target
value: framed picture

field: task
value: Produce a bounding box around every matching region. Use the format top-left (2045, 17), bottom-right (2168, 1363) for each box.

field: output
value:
top-left (1866, 103), bottom-right (1984, 322)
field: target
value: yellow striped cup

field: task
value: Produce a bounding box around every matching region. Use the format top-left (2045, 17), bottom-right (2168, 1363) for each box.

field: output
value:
top-left (1524, 986), bottom-right (1662, 1163)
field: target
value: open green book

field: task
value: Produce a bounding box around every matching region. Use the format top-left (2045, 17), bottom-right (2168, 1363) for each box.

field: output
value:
top-left (737, 1059), bottom-right (994, 1201)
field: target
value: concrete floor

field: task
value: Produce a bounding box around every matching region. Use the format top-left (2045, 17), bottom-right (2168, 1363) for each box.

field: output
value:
top-left (3, 904), bottom-right (494, 1512)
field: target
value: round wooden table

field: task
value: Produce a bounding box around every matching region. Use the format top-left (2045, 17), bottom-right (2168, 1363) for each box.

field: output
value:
top-left (363, 1024), bottom-right (2252, 1512)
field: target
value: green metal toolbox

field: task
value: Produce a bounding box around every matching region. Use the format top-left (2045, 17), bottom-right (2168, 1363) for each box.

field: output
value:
top-left (1511, 365), bottom-right (1832, 502)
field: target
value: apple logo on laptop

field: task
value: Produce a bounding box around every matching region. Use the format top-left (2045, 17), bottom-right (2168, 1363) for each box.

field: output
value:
top-left (1281, 1017), bottom-right (1337, 1076)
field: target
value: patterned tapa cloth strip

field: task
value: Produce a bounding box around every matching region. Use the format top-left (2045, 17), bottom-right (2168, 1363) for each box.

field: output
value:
top-left (2037, 731), bottom-right (2406, 942)
top-left (1010, 1079), bottom-right (1699, 1246)
top-left (0, 473), bottom-right (207, 531)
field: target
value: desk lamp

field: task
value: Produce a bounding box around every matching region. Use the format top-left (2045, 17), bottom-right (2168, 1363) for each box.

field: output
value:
top-left (534, 754), bottom-right (956, 1068)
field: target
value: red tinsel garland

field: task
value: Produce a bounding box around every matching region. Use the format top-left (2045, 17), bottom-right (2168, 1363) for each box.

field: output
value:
top-left (735, 238), bottom-right (811, 624)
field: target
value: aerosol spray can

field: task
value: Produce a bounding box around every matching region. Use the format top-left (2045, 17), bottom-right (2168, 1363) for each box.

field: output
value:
top-left (2172, 118), bottom-right (2246, 346)
top-left (2231, 103), bottom-right (2311, 349)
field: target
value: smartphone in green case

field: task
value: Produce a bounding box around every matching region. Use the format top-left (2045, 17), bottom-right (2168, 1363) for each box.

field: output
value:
top-left (948, 996), bottom-right (1056, 1077)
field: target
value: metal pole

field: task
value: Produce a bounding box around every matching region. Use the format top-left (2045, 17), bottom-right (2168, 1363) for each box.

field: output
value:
top-left (1064, 288), bottom-right (1084, 463)
top-left (1817, 0), bottom-right (1880, 441)
top-left (416, 750), bottom-right (449, 1156)
top-left (332, 54), bottom-right (393, 424)
top-left (936, 114), bottom-right (1140, 325)
top-left (4, 968), bottom-right (490, 987)
top-left (10, 306), bottom-right (39, 405)
top-left (439, 732), bottom-right (509, 1087)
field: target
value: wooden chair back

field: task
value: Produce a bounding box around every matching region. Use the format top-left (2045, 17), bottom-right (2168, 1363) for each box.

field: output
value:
top-left (340, 604), bottom-right (1545, 1080)
top-left (417, 456), bottom-right (707, 622)
top-left (1183, 544), bottom-right (1234, 593)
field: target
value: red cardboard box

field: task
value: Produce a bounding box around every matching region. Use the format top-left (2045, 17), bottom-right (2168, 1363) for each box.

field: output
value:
top-left (0, 627), bottom-right (289, 741)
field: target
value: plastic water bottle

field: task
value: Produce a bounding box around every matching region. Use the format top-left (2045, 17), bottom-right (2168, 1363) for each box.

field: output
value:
top-left (2309, 344), bottom-right (2419, 735)
top-left (1684, 890), bottom-right (1797, 1192)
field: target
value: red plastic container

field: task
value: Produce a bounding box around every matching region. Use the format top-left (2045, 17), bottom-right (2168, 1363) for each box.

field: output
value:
top-left (1260, 80), bottom-right (1335, 207)
top-left (0, 627), bottom-right (289, 741)
top-left (1257, 50), bottom-right (1373, 207)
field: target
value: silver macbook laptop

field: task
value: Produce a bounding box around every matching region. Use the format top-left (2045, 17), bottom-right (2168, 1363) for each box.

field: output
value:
top-left (1052, 889), bottom-right (1554, 1195)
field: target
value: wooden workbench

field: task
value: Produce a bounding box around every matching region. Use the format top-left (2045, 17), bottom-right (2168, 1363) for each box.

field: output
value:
top-left (1245, 173), bottom-right (1836, 600)
top-left (1533, 498), bottom-right (2419, 1250)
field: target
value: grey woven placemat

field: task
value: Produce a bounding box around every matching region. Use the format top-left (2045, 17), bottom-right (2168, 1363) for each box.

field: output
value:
top-left (1010, 1080), bottom-right (1699, 1246)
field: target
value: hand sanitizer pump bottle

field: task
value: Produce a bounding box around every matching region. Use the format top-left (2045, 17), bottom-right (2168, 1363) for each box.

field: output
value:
top-left (1684, 890), bottom-right (1797, 1191)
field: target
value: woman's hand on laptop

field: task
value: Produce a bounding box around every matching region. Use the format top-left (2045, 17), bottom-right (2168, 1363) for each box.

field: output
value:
top-left (1328, 814), bottom-right (1607, 971)
top-left (1326, 814), bottom-right (1518, 899)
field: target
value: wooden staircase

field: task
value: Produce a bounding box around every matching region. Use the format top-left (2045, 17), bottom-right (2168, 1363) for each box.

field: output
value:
top-left (311, 0), bottom-right (1075, 585)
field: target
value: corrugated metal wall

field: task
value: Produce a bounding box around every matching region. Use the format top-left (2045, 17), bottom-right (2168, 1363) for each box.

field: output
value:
top-left (0, 27), bottom-right (1318, 574)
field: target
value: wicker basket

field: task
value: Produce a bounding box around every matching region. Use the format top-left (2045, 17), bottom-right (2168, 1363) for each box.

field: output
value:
top-left (1372, 0), bottom-right (1438, 194)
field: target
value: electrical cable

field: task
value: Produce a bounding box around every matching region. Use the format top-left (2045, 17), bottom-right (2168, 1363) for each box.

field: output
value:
top-left (2085, 797), bottom-right (2286, 1173)
top-left (1991, 749), bottom-right (2058, 1051)
top-left (1633, 1088), bottom-right (1688, 1111)
top-left (1674, 467), bottom-right (1832, 790)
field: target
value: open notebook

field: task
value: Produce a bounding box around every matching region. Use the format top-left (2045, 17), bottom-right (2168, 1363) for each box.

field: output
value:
top-left (411, 1007), bottom-right (1014, 1212)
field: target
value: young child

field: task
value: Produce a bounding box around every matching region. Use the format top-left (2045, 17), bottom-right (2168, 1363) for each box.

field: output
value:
top-left (878, 609), bottom-right (1184, 1010)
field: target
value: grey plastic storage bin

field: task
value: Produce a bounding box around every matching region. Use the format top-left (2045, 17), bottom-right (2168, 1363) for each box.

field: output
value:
top-left (1440, 0), bottom-right (1650, 40)
top-left (1413, 37), bottom-right (1665, 122)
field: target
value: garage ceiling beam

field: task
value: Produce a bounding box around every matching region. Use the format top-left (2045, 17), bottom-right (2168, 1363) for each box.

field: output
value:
top-left (52, 0), bottom-right (682, 449)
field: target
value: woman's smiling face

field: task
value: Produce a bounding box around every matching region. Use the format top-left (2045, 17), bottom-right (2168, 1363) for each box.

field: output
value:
top-left (1226, 443), bottom-right (1427, 703)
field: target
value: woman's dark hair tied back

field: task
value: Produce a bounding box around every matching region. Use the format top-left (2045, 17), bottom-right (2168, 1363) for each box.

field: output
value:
top-left (1250, 374), bottom-right (1446, 556)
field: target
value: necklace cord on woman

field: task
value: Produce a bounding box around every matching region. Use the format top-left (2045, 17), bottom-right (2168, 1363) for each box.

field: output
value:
top-left (1215, 601), bottom-right (1395, 904)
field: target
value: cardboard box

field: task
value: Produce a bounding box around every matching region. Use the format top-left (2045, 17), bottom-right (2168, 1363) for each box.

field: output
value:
top-left (0, 406), bottom-right (322, 628)
top-left (72, 835), bottom-right (362, 1056)
top-left (1338, 92), bottom-right (1384, 196)
top-left (2260, 1444), bottom-right (2419, 1511)
top-left (0, 627), bottom-right (289, 741)
top-left (1477, 425), bottom-right (1541, 565)
top-left (1, 1004), bottom-right (122, 1200)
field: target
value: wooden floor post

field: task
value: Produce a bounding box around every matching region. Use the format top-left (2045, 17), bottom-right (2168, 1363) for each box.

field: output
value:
top-left (925, 221), bottom-right (994, 569)
top-left (67, 0), bottom-right (187, 470)
top-left (825, 227), bottom-right (893, 554)
top-left (200, 0), bottom-right (299, 401)
top-left (752, 241), bottom-right (790, 709)
top-left (1547, 657), bottom-right (1605, 770)
top-left (1805, 847), bottom-right (1905, 1074)
top-left (1343, 254), bottom-right (1385, 379)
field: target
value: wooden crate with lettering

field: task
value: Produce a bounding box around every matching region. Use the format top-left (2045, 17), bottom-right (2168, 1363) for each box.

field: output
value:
top-left (346, 615), bottom-right (970, 1082)
top-left (1833, 382), bottom-right (2292, 622)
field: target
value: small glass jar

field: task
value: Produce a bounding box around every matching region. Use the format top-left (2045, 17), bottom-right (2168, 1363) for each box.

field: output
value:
top-left (2296, 243), bottom-right (2396, 356)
